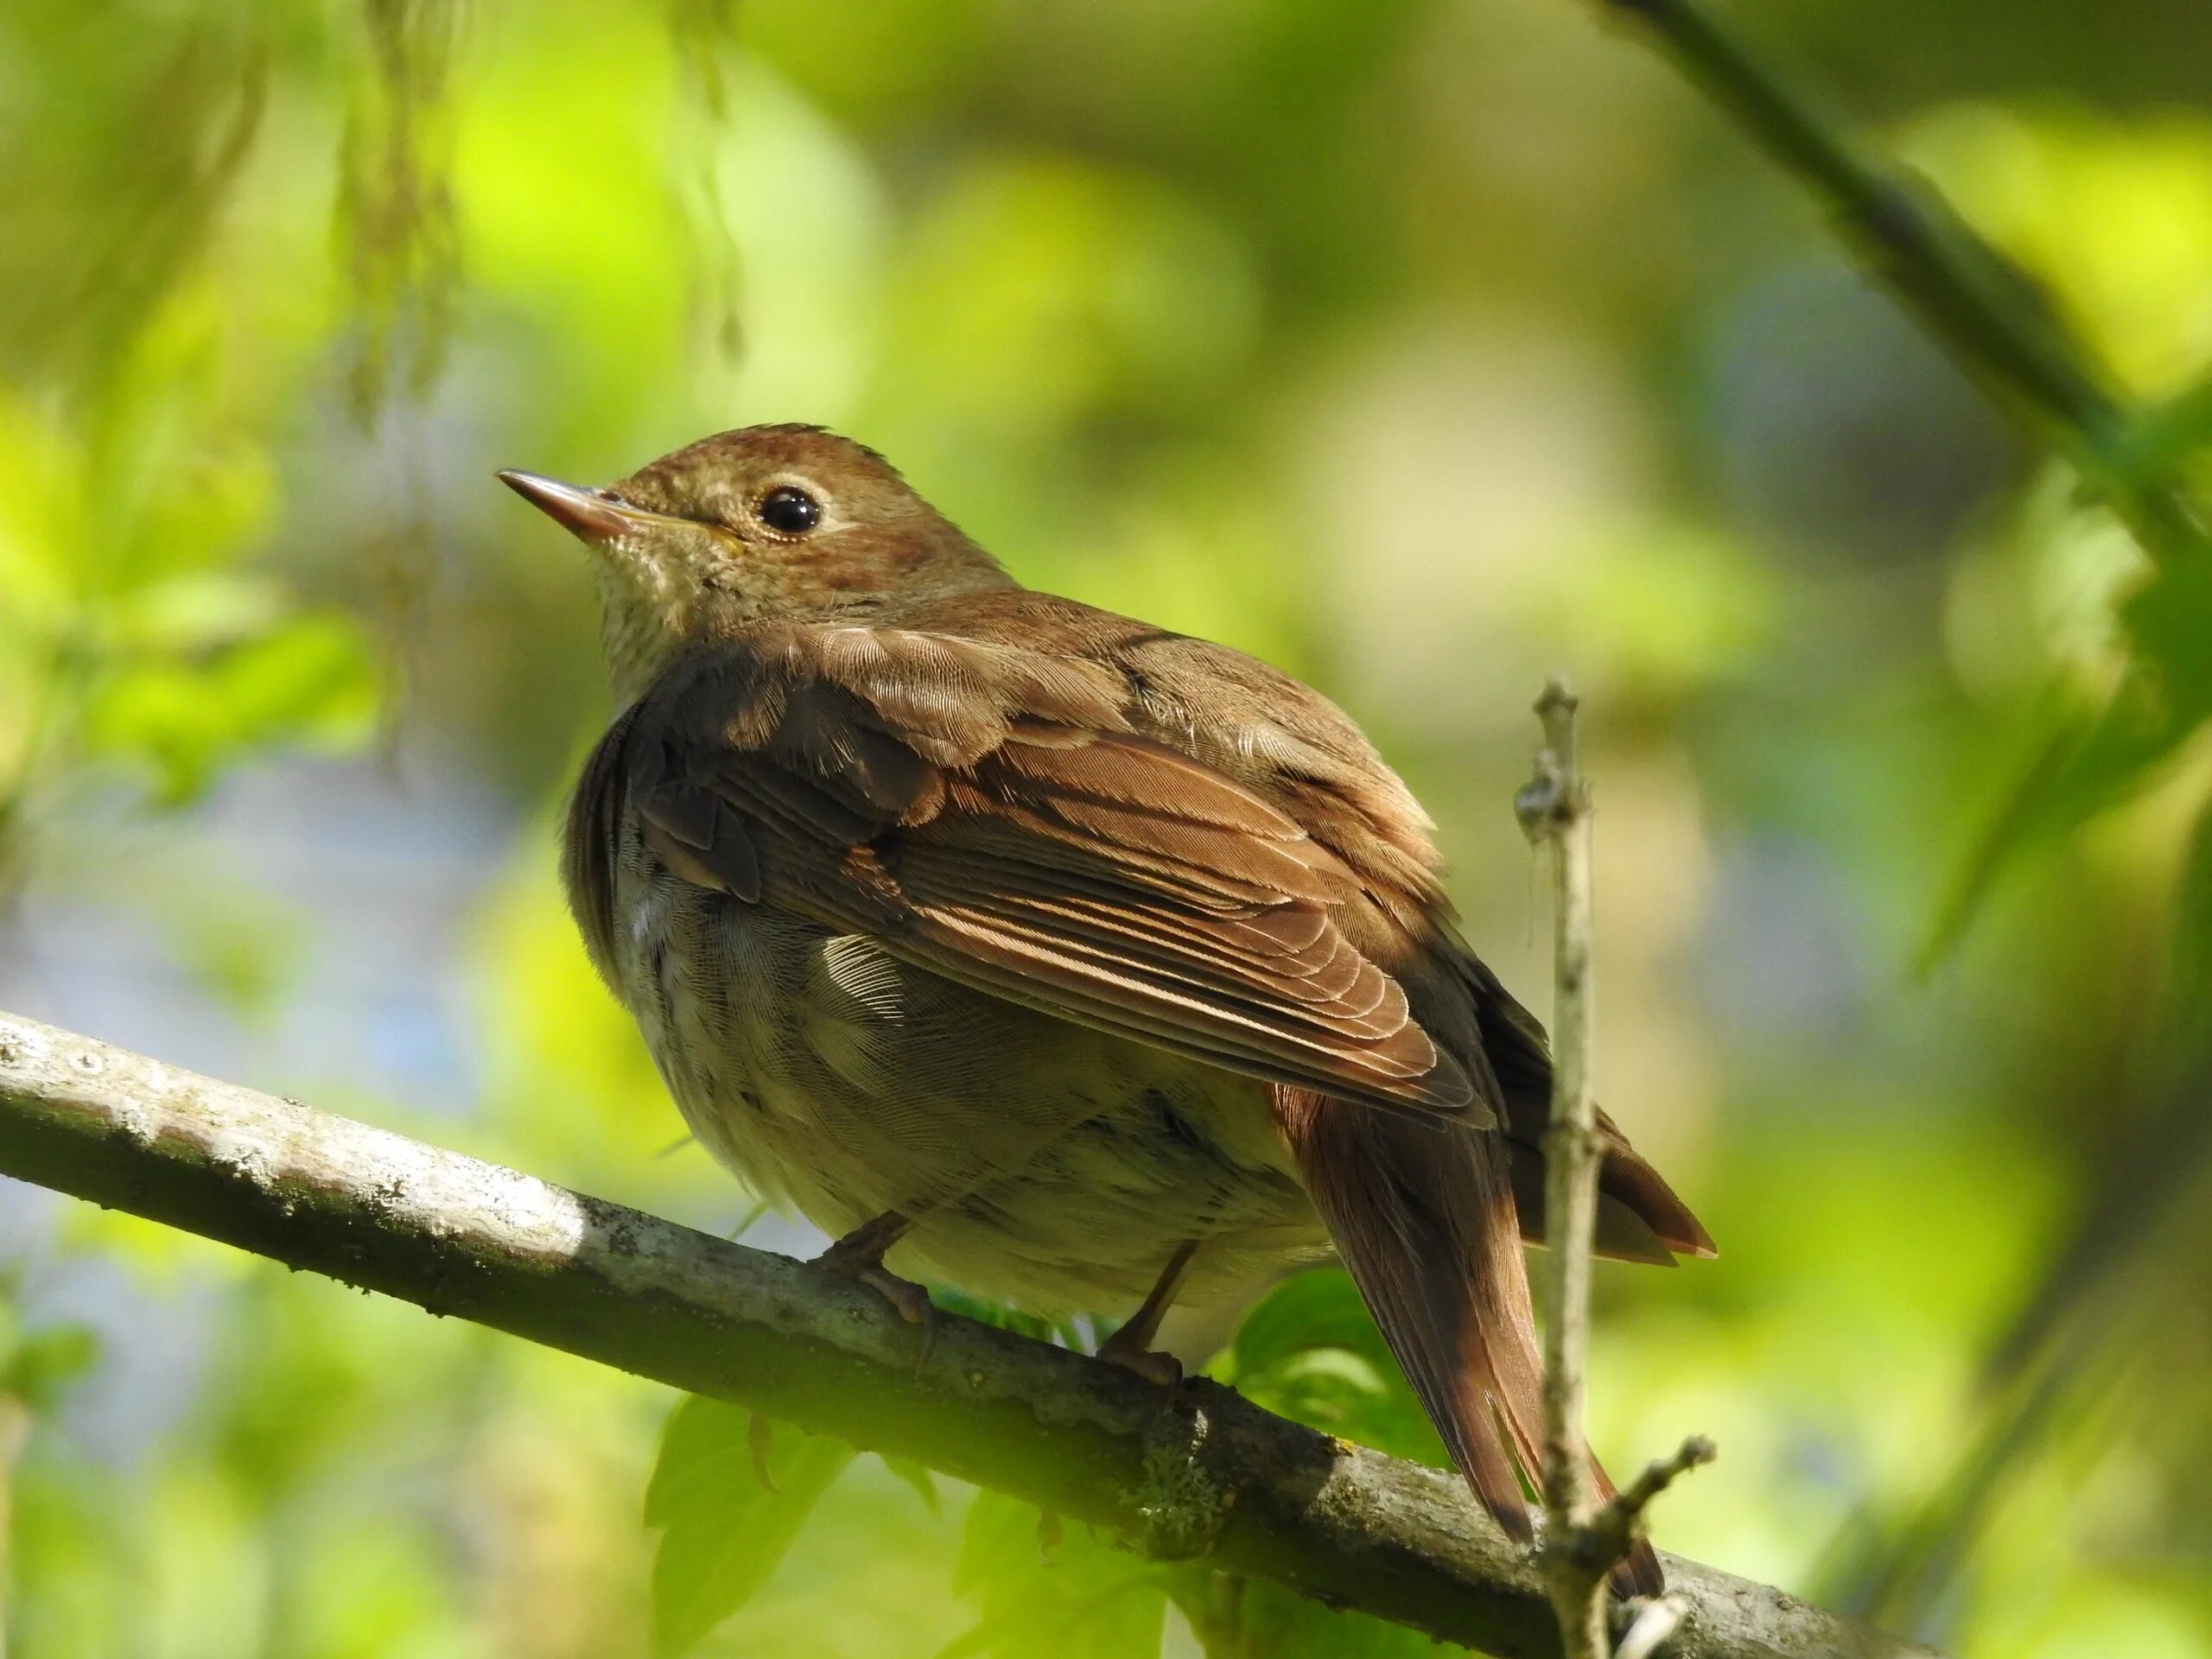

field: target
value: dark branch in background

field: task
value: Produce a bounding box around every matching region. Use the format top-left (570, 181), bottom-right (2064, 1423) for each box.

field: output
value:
top-left (1589, 0), bottom-right (2209, 565)
top-left (0, 1011), bottom-right (1931, 1659)
top-left (1583, 0), bottom-right (2212, 978)
top-left (1517, 681), bottom-right (1714, 1658)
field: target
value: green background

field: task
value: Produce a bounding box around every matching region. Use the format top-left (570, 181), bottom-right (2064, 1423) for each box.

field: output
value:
top-left (3, 0), bottom-right (2210, 1654)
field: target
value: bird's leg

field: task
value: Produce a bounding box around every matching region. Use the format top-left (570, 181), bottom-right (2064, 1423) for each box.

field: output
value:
top-left (812, 1210), bottom-right (937, 1338)
top-left (1095, 1239), bottom-right (1200, 1389)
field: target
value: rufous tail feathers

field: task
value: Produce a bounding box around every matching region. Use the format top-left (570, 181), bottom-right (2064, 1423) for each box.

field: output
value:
top-left (1278, 1088), bottom-right (1664, 1600)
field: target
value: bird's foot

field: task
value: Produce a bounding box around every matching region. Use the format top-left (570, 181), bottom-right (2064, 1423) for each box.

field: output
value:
top-left (1094, 1328), bottom-right (1185, 1391)
top-left (1093, 1238), bottom-right (1198, 1395)
top-left (845, 1262), bottom-right (936, 1331)
top-left (813, 1215), bottom-right (938, 1365)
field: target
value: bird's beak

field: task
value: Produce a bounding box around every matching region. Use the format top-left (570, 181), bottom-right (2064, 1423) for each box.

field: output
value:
top-left (496, 469), bottom-right (677, 543)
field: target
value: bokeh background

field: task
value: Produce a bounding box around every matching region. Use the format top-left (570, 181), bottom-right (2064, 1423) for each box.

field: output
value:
top-left (4, 1), bottom-right (2212, 1655)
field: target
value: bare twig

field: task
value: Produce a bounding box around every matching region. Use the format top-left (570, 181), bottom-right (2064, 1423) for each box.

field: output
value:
top-left (1618, 1597), bottom-right (1693, 1659)
top-left (1516, 679), bottom-right (1610, 1658)
top-left (1518, 683), bottom-right (1719, 1658)
top-left (0, 1008), bottom-right (1934, 1659)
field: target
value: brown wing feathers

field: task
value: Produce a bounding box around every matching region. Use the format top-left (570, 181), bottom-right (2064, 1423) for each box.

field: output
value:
top-left (895, 740), bottom-right (1473, 1110)
top-left (613, 625), bottom-right (1484, 1122)
top-left (575, 612), bottom-right (1701, 1597)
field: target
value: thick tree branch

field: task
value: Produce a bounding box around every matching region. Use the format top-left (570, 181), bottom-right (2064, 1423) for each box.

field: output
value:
top-left (0, 1010), bottom-right (1931, 1659)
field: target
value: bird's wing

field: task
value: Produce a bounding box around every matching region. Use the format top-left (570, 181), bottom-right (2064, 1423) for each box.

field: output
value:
top-left (572, 620), bottom-right (1490, 1125)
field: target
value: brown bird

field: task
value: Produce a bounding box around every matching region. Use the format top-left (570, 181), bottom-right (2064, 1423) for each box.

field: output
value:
top-left (500, 424), bottom-right (1711, 1598)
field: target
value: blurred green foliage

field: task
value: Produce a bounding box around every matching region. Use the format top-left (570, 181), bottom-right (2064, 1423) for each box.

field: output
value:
top-left (645, 1404), bottom-right (859, 1656)
top-left (3, 0), bottom-right (2212, 1656)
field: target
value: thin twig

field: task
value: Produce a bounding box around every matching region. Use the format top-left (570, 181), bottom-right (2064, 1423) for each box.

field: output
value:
top-left (1618, 1597), bottom-right (1692, 1659)
top-left (1519, 684), bottom-right (1719, 1658)
top-left (0, 1008), bottom-right (1935, 1659)
top-left (1517, 678), bottom-right (1610, 1658)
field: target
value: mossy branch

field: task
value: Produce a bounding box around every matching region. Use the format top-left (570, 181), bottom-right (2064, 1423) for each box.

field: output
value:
top-left (0, 1009), bottom-right (1932, 1659)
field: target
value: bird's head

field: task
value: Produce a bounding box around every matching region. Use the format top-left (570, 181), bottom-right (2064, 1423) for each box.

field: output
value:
top-left (499, 424), bottom-right (1011, 700)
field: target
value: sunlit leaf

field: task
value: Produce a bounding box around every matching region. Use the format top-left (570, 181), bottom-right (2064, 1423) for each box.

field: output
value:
top-left (1896, 106), bottom-right (2212, 396)
top-left (645, 1397), bottom-right (858, 1657)
top-left (1922, 551), bottom-right (2212, 967)
top-left (942, 1491), bottom-right (1166, 1659)
top-left (82, 609), bottom-right (379, 804)
top-left (1217, 1270), bottom-right (1446, 1469)
top-left (880, 1453), bottom-right (942, 1515)
top-left (1222, 1268), bottom-right (1384, 1380)
top-left (1166, 1568), bottom-right (1440, 1659)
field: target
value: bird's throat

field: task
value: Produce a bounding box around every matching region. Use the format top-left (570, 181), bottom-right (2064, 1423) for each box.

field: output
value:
top-left (593, 556), bottom-right (702, 706)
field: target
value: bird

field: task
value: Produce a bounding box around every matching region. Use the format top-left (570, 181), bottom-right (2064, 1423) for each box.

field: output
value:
top-left (499, 423), bottom-right (1712, 1598)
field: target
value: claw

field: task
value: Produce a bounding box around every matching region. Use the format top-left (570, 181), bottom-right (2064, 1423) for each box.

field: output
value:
top-left (1095, 1334), bottom-right (1184, 1392)
top-left (811, 1212), bottom-right (937, 1370)
top-left (1092, 1238), bottom-right (1198, 1398)
top-left (857, 1265), bottom-right (939, 1369)
top-left (747, 1409), bottom-right (779, 1493)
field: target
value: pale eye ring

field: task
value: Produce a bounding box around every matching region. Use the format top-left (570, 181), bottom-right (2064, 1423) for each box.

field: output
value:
top-left (757, 485), bottom-right (823, 535)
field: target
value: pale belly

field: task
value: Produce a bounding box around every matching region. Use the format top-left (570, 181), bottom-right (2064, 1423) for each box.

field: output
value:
top-left (612, 863), bottom-right (1332, 1317)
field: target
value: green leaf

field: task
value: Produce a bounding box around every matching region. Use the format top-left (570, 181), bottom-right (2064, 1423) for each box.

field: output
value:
top-left (1232, 1274), bottom-right (1446, 1467)
top-left (929, 1286), bottom-right (1085, 1348)
top-left (645, 1397), bottom-right (857, 1658)
top-left (1923, 552), bottom-right (2212, 969)
top-left (1217, 1270), bottom-right (1447, 1470)
top-left (84, 609), bottom-right (379, 804)
top-left (2168, 790), bottom-right (2212, 1035)
top-left (2114, 368), bottom-right (2212, 487)
top-left (942, 1491), bottom-right (1166, 1659)
top-left (1166, 1568), bottom-right (1440, 1659)
top-left (880, 1453), bottom-right (942, 1514)
top-left (1919, 681), bottom-right (2176, 970)
top-left (1222, 1268), bottom-right (1388, 1381)
top-left (0, 1314), bottom-right (99, 1411)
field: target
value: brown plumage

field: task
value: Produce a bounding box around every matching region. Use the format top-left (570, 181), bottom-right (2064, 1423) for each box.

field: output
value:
top-left (501, 424), bottom-right (1713, 1599)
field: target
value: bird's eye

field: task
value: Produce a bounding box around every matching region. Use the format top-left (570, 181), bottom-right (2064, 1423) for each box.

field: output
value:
top-left (756, 485), bottom-right (823, 536)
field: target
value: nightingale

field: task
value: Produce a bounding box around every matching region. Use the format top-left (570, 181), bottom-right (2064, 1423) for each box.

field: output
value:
top-left (500, 424), bottom-right (1712, 1598)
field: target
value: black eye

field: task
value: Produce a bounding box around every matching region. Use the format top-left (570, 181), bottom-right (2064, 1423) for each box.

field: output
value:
top-left (757, 485), bottom-right (822, 535)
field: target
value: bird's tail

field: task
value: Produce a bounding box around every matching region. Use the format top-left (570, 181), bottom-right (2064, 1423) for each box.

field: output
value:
top-left (1278, 1088), bottom-right (1663, 1600)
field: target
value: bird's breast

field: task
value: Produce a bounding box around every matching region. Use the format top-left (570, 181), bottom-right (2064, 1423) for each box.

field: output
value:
top-left (606, 837), bottom-right (1327, 1313)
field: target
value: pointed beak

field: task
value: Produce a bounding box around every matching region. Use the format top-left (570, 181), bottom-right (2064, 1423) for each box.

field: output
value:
top-left (496, 469), bottom-right (668, 543)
